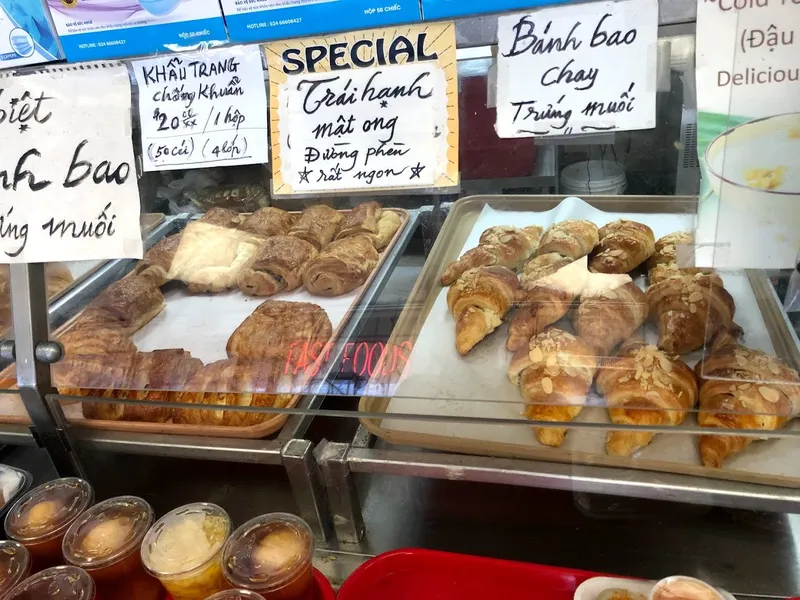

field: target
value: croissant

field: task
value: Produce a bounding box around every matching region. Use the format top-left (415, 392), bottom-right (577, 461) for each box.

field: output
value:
top-left (596, 341), bottom-right (698, 456)
top-left (537, 220), bottom-right (599, 259)
top-left (372, 210), bottom-right (402, 250)
top-left (647, 232), bottom-right (710, 285)
top-left (507, 254), bottom-right (574, 353)
top-left (645, 272), bottom-right (735, 354)
top-left (238, 236), bottom-right (318, 297)
top-left (574, 282), bottom-right (648, 356)
top-left (508, 328), bottom-right (598, 447)
top-left (589, 220), bottom-right (655, 274)
top-left (695, 339), bottom-right (800, 467)
top-left (303, 235), bottom-right (379, 296)
top-left (289, 205), bottom-right (344, 250)
top-left (440, 226), bottom-right (541, 286)
top-left (54, 353), bottom-right (137, 401)
top-left (239, 207), bottom-right (295, 238)
top-left (59, 326), bottom-right (137, 356)
top-left (0, 263), bottom-right (74, 298)
top-left (134, 234), bottom-right (182, 287)
top-left (197, 207), bottom-right (244, 229)
top-left (447, 266), bottom-right (519, 355)
top-left (74, 276), bottom-right (165, 335)
top-left (336, 202), bottom-right (382, 240)
top-left (173, 358), bottom-right (294, 427)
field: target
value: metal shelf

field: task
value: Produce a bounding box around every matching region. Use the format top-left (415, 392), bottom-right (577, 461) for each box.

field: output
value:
top-left (0, 423), bottom-right (35, 446)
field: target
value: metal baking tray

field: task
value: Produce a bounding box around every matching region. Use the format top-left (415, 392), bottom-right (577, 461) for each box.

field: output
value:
top-left (359, 195), bottom-right (800, 488)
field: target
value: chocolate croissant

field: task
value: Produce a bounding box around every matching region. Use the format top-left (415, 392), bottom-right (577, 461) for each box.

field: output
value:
top-left (589, 220), bottom-right (655, 274)
top-left (447, 266), bottom-right (519, 355)
top-left (303, 235), bottom-right (379, 297)
top-left (695, 334), bottom-right (800, 467)
top-left (645, 272), bottom-right (735, 354)
top-left (596, 340), bottom-right (698, 456)
top-left (336, 202), bottom-right (382, 240)
top-left (508, 328), bottom-right (598, 447)
top-left (239, 207), bottom-right (295, 238)
top-left (289, 205), bottom-right (344, 250)
top-left (537, 220), bottom-right (599, 260)
top-left (74, 276), bottom-right (165, 336)
top-left (574, 281), bottom-right (648, 356)
top-left (238, 236), bottom-right (318, 297)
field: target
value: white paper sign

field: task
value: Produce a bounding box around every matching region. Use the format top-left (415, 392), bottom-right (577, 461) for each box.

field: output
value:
top-left (0, 66), bottom-right (142, 263)
top-left (278, 62), bottom-right (448, 192)
top-left (133, 47), bottom-right (269, 172)
top-left (496, 0), bottom-right (658, 138)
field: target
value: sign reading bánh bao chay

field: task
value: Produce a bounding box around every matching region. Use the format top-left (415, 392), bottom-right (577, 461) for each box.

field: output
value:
top-left (0, 65), bottom-right (143, 263)
top-left (495, 0), bottom-right (658, 138)
top-left (265, 22), bottom-right (459, 195)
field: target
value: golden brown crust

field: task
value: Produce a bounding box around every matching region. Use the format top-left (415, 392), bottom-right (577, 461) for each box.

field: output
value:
top-left (647, 232), bottom-right (711, 285)
top-left (447, 266), bottom-right (519, 355)
top-left (239, 207), bottom-right (295, 238)
top-left (198, 207), bottom-right (244, 229)
top-left (0, 264), bottom-right (74, 298)
top-left (303, 236), bottom-right (379, 297)
top-left (173, 358), bottom-right (294, 427)
top-left (596, 343), bottom-right (698, 456)
top-left (226, 300), bottom-right (333, 362)
top-left (645, 272), bottom-right (735, 354)
top-left (574, 282), bottom-right (648, 356)
top-left (74, 276), bottom-right (165, 335)
top-left (58, 326), bottom-right (137, 356)
top-left (695, 342), bottom-right (800, 467)
top-left (238, 236), bottom-right (318, 297)
top-left (513, 328), bottom-right (599, 447)
top-left (371, 211), bottom-right (402, 250)
top-left (54, 353), bottom-right (137, 401)
top-left (336, 202), bottom-right (382, 240)
top-left (537, 220), bottom-right (599, 260)
top-left (134, 234), bottom-right (183, 287)
top-left (288, 205), bottom-right (344, 250)
top-left (589, 220), bottom-right (655, 274)
top-left (440, 226), bottom-right (540, 286)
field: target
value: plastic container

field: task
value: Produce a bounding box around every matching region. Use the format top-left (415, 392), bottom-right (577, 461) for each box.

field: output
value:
top-left (205, 591), bottom-right (266, 600)
top-left (62, 496), bottom-right (163, 600)
top-left (141, 503), bottom-right (231, 600)
top-left (222, 513), bottom-right (314, 600)
top-left (650, 576), bottom-right (728, 600)
top-left (0, 465), bottom-right (33, 521)
top-left (0, 540), bottom-right (31, 596)
top-left (560, 160), bottom-right (627, 196)
top-left (2, 565), bottom-right (95, 600)
top-left (337, 548), bottom-right (605, 600)
top-left (4, 478), bottom-right (94, 572)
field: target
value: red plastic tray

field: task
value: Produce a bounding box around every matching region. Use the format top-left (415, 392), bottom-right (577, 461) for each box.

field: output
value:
top-left (338, 549), bottom-right (604, 600)
top-left (163, 567), bottom-right (335, 600)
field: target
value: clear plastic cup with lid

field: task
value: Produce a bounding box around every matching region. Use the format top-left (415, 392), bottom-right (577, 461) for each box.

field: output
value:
top-left (0, 540), bottom-right (31, 595)
top-left (2, 565), bottom-right (95, 600)
top-left (4, 478), bottom-right (94, 572)
top-left (141, 502), bottom-right (231, 600)
top-left (221, 513), bottom-right (314, 600)
top-left (62, 496), bottom-right (163, 600)
top-left (205, 591), bottom-right (265, 600)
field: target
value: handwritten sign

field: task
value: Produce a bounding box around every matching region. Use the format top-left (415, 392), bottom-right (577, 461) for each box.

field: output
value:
top-left (134, 47), bottom-right (269, 172)
top-left (496, 0), bottom-right (657, 138)
top-left (266, 22), bottom-right (459, 195)
top-left (0, 65), bottom-right (142, 263)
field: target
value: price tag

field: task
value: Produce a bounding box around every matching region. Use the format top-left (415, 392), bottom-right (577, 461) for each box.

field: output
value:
top-left (496, 0), bottom-right (657, 138)
top-left (0, 65), bottom-right (142, 263)
top-left (133, 46), bottom-right (270, 172)
top-left (266, 22), bottom-right (459, 196)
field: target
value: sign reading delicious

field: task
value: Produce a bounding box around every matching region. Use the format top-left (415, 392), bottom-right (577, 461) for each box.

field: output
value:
top-left (265, 22), bottom-right (459, 195)
top-left (0, 65), bottom-right (142, 263)
top-left (496, 0), bottom-right (658, 138)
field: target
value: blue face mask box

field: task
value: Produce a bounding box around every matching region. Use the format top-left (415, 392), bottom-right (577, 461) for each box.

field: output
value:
top-left (0, 0), bottom-right (62, 68)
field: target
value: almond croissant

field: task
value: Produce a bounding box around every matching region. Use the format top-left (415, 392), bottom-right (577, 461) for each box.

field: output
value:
top-left (596, 340), bottom-right (698, 457)
top-left (647, 231), bottom-right (710, 285)
top-left (508, 328), bottom-right (598, 447)
top-left (574, 281), bottom-right (648, 356)
top-left (589, 219), bottom-right (655, 274)
top-left (645, 272), bottom-right (735, 354)
top-left (447, 266), bottom-right (519, 355)
top-left (695, 334), bottom-right (800, 467)
top-left (537, 220), bottom-right (599, 260)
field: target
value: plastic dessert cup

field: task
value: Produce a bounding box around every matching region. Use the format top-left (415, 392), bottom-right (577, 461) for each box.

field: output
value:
top-left (4, 478), bottom-right (94, 572)
top-left (2, 565), bottom-right (95, 600)
top-left (0, 540), bottom-right (31, 595)
top-left (63, 496), bottom-right (164, 600)
top-left (205, 591), bottom-right (266, 600)
top-left (222, 513), bottom-right (314, 600)
top-left (141, 502), bottom-right (232, 600)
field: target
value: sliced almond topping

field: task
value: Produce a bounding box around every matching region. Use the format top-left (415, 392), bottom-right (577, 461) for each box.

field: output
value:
top-left (545, 366), bottom-right (560, 377)
top-left (541, 377), bottom-right (553, 394)
top-left (609, 249), bottom-right (624, 257)
top-left (530, 347), bottom-right (544, 363)
top-left (688, 292), bottom-right (703, 303)
top-left (735, 355), bottom-right (748, 367)
top-left (759, 386), bottom-right (780, 403)
top-left (551, 230), bottom-right (568, 239)
top-left (689, 304), bottom-right (697, 314)
top-left (768, 362), bottom-right (781, 375)
top-left (643, 354), bottom-right (654, 368)
top-left (658, 356), bottom-right (673, 371)
top-left (603, 290), bottom-right (618, 300)
top-left (546, 355), bottom-right (557, 367)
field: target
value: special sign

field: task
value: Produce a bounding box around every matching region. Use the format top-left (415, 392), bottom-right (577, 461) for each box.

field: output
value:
top-left (265, 22), bottom-right (459, 195)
